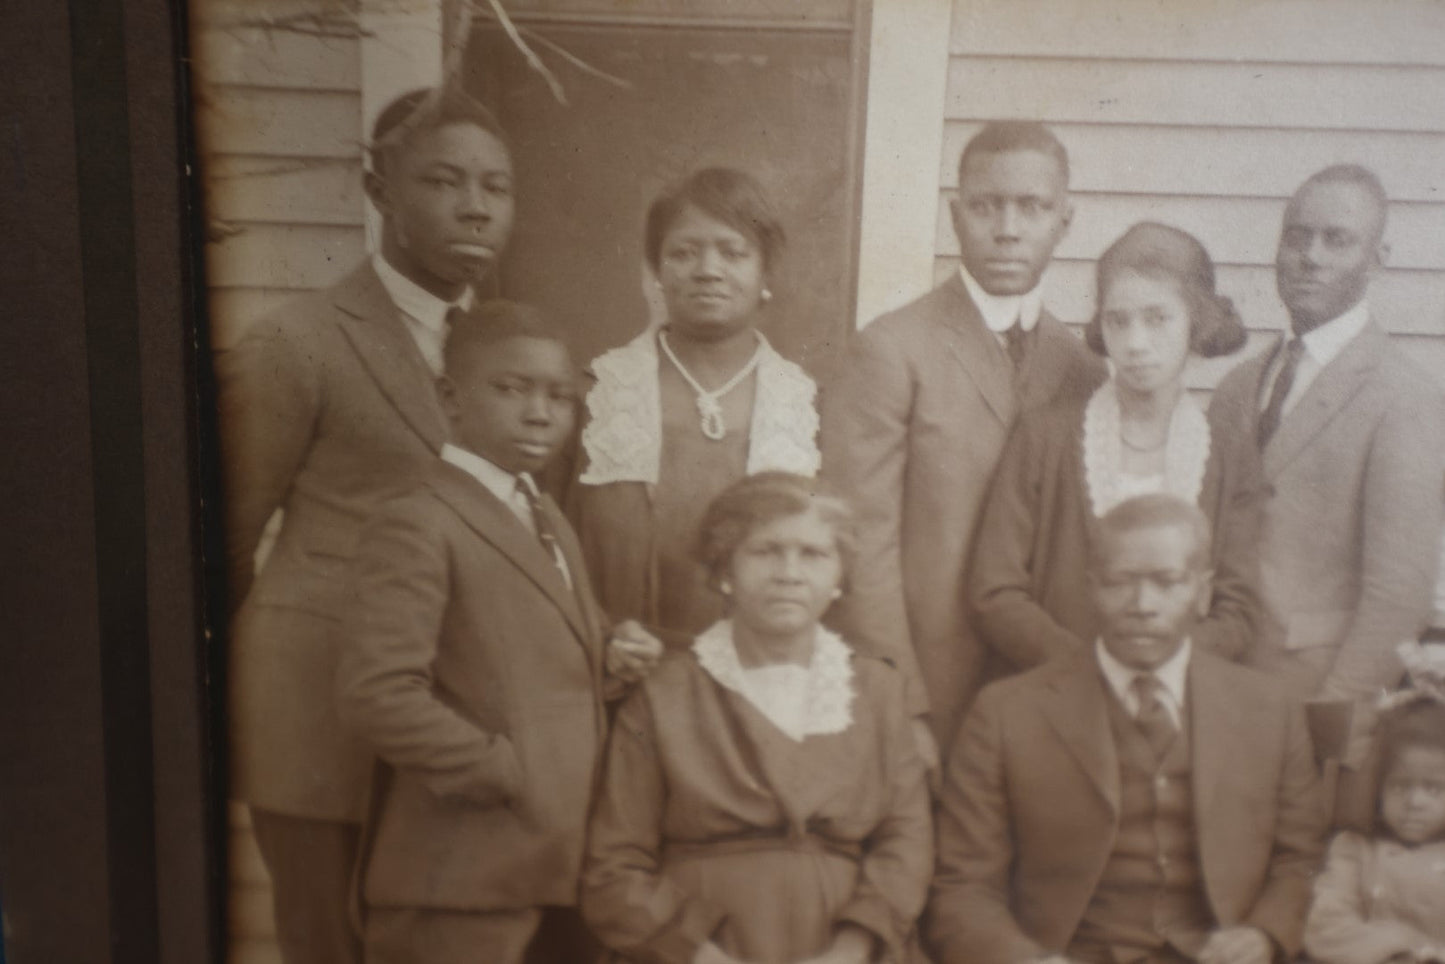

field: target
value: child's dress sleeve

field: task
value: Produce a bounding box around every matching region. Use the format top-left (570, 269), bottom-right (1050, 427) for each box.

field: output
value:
top-left (1304, 831), bottom-right (1437, 964)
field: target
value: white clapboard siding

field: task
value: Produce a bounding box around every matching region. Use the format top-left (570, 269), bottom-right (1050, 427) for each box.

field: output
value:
top-left (190, 4), bottom-right (366, 961)
top-left (940, 0), bottom-right (1445, 394)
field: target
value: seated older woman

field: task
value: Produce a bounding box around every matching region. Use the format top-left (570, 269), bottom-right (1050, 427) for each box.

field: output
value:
top-left (581, 472), bottom-right (932, 964)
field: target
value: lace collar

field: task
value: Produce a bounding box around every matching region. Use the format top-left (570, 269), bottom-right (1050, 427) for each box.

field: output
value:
top-left (578, 328), bottom-right (821, 486)
top-left (692, 619), bottom-right (855, 741)
top-left (1081, 380), bottom-right (1211, 517)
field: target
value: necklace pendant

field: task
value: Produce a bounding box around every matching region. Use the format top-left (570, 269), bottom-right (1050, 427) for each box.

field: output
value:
top-left (697, 395), bottom-right (727, 441)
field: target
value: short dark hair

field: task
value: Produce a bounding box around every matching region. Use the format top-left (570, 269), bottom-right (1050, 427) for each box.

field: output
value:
top-left (1090, 493), bottom-right (1212, 572)
top-left (368, 86), bottom-right (510, 178)
top-left (957, 121), bottom-right (1070, 188)
top-left (1378, 698), bottom-right (1445, 779)
top-left (644, 167), bottom-right (786, 273)
top-left (1085, 221), bottom-right (1247, 359)
top-left (693, 472), bottom-right (856, 595)
top-left (443, 299), bottom-right (571, 381)
top-left (1294, 163), bottom-right (1389, 241)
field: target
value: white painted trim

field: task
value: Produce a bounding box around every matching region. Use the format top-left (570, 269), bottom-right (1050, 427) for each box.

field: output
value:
top-left (358, 0), bottom-right (445, 250)
top-left (853, 0), bottom-right (954, 328)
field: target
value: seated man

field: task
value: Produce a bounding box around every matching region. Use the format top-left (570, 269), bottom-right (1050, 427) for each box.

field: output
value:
top-left (929, 493), bottom-right (1327, 964)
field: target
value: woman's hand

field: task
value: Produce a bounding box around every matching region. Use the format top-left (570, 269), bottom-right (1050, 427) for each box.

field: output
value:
top-left (693, 940), bottom-right (754, 964)
top-left (793, 925), bottom-right (876, 964)
top-left (605, 620), bottom-right (664, 682)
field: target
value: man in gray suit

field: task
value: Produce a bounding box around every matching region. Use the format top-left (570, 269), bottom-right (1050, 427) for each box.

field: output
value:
top-left (1209, 165), bottom-right (1445, 821)
top-left (823, 122), bottom-right (1105, 759)
top-left (218, 87), bottom-right (514, 964)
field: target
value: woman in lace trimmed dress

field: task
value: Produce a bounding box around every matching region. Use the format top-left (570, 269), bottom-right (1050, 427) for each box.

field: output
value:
top-left (968, 222), bottom-right (1265, 673)
top-left (568, 168), bottom-right (821, 646)
top-left (581, 472), bottom-right (933, 964)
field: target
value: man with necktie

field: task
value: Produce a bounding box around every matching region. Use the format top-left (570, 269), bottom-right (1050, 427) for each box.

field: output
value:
top-left (822, 122), bottom-right (1106, 762)
top-left (929, 494), bottom-right (1327, 964)
top-left (1209, 165), bottom-right (1445, 822)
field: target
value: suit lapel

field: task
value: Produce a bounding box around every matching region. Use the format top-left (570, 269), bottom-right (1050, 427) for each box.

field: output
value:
top-left (938, 276), bottom-right (1017, 426)
top-left (430, 463), bottom-right (590, 644)
top-left (1042, 656), bottom-right (1120, 815)
top-left (1187, 655), bottom-right (1265, 892)
top-left (1021, 313), bottom-right (1090, 410)
top-left (1263, 323), bottom-right (1384, 480)
top-left (333, 264), bottom-right (448, 453)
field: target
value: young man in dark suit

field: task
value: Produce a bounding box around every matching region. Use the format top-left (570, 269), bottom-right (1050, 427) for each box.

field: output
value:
top-left (823, 122), bottom-right (1106, 760)
top-left (1208, 165), bottom-right (1445, 823)
top-left (217, 86), bottom-right (514, 964)
top-left (337, 301), bottom-right (655, 964)
top-left (930, 494), bottom-right (1327, 964)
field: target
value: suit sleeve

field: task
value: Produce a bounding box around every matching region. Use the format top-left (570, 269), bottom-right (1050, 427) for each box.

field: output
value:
top-left (1304, 832), bottom-right (1434, 964)
top-left (581, 690), bottom-right (729, 964)
top-left (1325, 379), bottom-right (1445, 708)
top-left (1192, 414), bottom-right (1267, 662)
top-left (836, 668), bottom-right (935, 961)
top-left (336, 496), bottom-right (521, 806)
top-left (928, 688), bottom-right (1046, 964)
top-left (215, 315), bottom-right (322, 607)
top-left (820, 325), bottom-right (929, 714)
top-left (968, 414), bottom-right (1089, 670)
top-left (1242, 698), bottom-right (1329, 956)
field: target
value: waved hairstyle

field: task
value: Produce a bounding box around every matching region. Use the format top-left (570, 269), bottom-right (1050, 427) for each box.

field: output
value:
top-left (644, 167), bottom-right (786, 274)
top-left (693, 471), bottom-right (857, 595)
top-left (1085, 221), bottom-right (1247, 359)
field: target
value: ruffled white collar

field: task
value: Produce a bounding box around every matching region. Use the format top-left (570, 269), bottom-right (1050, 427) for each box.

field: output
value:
top-left (1081, 380), bottom-right (1211, 517)
top-left (692, 620), bottom-right (855, 742)
top-left (578, 328), bottom-right (821, 486)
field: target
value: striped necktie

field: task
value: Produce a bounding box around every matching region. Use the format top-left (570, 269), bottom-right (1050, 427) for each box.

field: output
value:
top-left (515, 475), bottom-right (572, 590)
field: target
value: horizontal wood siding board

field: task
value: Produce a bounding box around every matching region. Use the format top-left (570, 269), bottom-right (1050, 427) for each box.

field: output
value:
top-left (206, 287), bottom-right (315, 350)
top-left (942, 58), bottom-right (1445, 132)
top-left (949, 0), bottom-right (1445, 69)
top-left (205, 155), bottom-right (364, 226)
top-left (933, 192), bottom-right (1445, 271)
top-left (932, 256), bottom-right (1445, 337)
top-left (191, 26), bottom-right (360, 90)
top-left (938, 122), bottom-right (1445, 202)
top-left (197, 87), bottom-right (363, 158)
top-left (499, 0), bottom-right (852, 24)
top-left (204, 222), bottom-right (364, 290)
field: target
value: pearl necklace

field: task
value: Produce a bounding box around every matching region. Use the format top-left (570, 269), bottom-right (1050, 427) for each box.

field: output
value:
top-left (658, 329), bottom-right (763, 441)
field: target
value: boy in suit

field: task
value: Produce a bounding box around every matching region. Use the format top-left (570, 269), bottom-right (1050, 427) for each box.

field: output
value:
top-left (218, 86), bottom-right (514, 964)
top-left (929, 494), bottom-right (1327, 964)
top-left (822, 121), bottom-right (1105, 760)
top-left (338, 301), bottom-right (657, 964)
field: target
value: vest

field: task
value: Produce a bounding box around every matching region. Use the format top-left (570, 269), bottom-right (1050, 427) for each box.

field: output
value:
top-left (1070, 687), bottom-right (1215, 963)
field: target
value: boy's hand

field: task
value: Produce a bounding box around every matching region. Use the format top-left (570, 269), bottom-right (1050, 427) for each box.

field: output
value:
top-left (606, 620), bottom-right (664, 682)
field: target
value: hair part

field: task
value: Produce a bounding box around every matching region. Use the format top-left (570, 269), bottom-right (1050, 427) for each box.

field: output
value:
top-left (957, 121), bottom-right (1070, 189)
top-left (644, 167), bottom-right (786, 274)
top-left (1089, 493), bottom-right (1213, 572)
top-left (693, 471), bottom-right (857, 594)
top-left (442, 299), bottom-right (571, 382)
top-left (368, 86), bottom-right (510, 179)
top-left (1085, 221), bottom-right (1247, 359)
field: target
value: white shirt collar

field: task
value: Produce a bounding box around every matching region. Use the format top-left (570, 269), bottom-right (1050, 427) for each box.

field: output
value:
top-left (372, 252), bottom-right (474, 336)
top-left (958, 262), bottom-right (1043, 334)
top-left (1094, 637), bottom-right (1192, 728)
top-left (441, 443), bottom-right (526, 508)
top-left (1294, 298), bottom-right (1370, 368)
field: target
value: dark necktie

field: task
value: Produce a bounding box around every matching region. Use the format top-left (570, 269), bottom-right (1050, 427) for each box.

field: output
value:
top-left (1130, 673), bottom-right (1177, 759)
top-left (1256, 337), bottom-right (1307, 447)
top-left (1004, 321), bottom-right (1029, 370)
top-left (515, 475), bottom-right (572, 590)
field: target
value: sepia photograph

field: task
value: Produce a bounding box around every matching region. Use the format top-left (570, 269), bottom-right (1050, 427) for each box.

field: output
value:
top-left (186, 2), bottom-right (1445, 963)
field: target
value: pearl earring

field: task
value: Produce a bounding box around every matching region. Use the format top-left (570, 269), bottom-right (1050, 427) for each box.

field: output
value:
top-left (830, 587), bottom-right (843, 599)
top-left (760, 288), bottom-right (773, 303)
top-left (720, 581), bottom-right (732, 595)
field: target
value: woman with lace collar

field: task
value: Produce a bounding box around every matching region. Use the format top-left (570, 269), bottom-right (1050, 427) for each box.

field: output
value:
top-left (968, 222), bottom-right (1265, 673)
top-left (567, 168), bottom-right (821, 647)
top-left (582, 472), bottom-right (932, 964)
